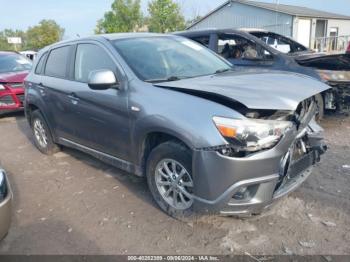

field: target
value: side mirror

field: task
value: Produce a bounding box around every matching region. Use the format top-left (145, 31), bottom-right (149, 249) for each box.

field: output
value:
top-left (88, 70), bottom-right (119, 90)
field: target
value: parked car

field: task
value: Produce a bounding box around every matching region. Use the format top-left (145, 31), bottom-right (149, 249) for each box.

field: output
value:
top-left (175, 29), bottom-right (350, 117)
top-left (20, 51), bottom-right (38, 61)
top-left (347, 42), bottom-right (350, 54)
top-left (25, 33), bottom-right (329, 217)
top-left (0, 51), bottom-right (32, 115)
top-left (0, 167), bottom-right (12, 240)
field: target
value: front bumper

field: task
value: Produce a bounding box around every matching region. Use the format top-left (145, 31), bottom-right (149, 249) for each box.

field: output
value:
top-left (0, 169), bottom-right (12, 240)
top-left (192, 121), bottom-right (327, 215)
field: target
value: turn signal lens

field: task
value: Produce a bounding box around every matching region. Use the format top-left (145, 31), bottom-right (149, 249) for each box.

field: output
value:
top-left (216, 125), bottom-right (237, 138)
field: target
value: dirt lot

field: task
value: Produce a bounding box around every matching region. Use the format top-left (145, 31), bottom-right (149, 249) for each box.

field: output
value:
top-left (0, 113), bottom-right (349, 255)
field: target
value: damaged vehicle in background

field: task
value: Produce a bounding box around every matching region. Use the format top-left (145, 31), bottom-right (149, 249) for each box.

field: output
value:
top-left (0, 51), bottom-right (32, 116)
top-left (0, 167), bottom-right (12, 240)
top-left (245, 29), bottom-right (350, 115)
top-left (25, 34), bottom-right (329, 217)
top-left (176, 29), bottom-right (349, 118)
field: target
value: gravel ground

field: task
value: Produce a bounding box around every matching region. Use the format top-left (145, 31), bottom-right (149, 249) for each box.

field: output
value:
top-left (0, 113), bottom-right (349, 255)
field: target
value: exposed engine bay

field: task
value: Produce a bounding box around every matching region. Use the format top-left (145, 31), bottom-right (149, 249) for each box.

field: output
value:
top-left (296, 55), bottom-right (350, 114)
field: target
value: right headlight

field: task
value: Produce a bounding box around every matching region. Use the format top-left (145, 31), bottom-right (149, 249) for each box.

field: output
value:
top-left (213, 116), bottom-right (293, 152)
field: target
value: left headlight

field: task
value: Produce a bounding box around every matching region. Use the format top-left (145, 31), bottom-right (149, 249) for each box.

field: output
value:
top-left (0, 170), bottom-right (7, 201)
top-left (0, 84), bottom-right (6, 90)
top-left (213, 116), bottom-right (293, 152)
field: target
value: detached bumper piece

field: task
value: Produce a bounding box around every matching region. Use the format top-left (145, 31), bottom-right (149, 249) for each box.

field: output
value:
top-left (0, 169), bottom-right (12, 240)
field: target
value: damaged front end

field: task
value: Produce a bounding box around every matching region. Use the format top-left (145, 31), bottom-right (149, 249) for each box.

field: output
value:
top-left (318, 71), bottom-right (350, 113)
top-left (192, 97), bottom-right (327, 215)
top-left (296, 54), bottom-right (350, 114)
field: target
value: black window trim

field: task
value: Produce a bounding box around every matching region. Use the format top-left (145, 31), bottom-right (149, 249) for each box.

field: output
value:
top-left (44, 44), bottom-right (74, 80)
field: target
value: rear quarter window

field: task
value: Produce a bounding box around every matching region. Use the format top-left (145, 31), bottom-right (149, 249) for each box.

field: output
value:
top-left (45, 46), bottom-right (71, 78)
top-left (35, 52), bottom-right (48, 75)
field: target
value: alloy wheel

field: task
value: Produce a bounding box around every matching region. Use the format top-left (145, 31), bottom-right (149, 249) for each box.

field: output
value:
top-left (155, 159), bottom-right (194, 210)
top-left (33, 119), bottom-right (48, 148)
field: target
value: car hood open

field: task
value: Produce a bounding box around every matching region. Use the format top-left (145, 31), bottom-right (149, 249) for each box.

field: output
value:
top-left (155, 70), bottom-right (330, 111)
top-left (295, 53), bottom-right (350, 71)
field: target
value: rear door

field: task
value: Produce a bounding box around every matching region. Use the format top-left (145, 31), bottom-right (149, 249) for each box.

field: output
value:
top-left (41, 45), bottom-right (77, 140)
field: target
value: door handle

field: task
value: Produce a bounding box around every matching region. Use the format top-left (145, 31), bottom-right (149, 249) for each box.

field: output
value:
top-left (38, 83), bottom-right (45, 95)
top-left (68, 93), bottom-right (80, 105)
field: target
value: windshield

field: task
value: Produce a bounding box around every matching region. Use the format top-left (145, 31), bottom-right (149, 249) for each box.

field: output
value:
top-left (0, 53), bottom-right (32, 73)
top-left (113, 36), bottom-right (232, 82)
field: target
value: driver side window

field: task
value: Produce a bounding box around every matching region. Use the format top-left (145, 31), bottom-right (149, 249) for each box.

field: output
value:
top-left (217, 34), bottom-right (273, 61)
top-left (74, 44), bottom-right (117, 83)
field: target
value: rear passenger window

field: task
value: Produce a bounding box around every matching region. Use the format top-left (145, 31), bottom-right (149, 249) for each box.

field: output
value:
top-left (35, 52), bottom-right (47, 75)
top-left (45, 46), bottom-right (71, 78)
top-left (74, 44), bottom-right (116, 83)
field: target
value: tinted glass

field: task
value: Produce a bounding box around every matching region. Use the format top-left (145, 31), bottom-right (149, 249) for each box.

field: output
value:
top-left (45, 46), bottom-right (71, 78)
top-left (191, 36), bottom-right (210, 47)
top-left (113, 36), bottom-right (231, 82)
top-left (74, 44), bottom-right (116, 83)
top-left (218, 34), bottom-right (273, 60)
top-left (35, 52), bottom-right (47, 75)
top-left (0, 53), bottom-right (32, 73)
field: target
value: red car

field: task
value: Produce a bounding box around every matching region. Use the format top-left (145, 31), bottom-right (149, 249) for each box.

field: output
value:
top-left (0, 51), bottom-right (32, 115)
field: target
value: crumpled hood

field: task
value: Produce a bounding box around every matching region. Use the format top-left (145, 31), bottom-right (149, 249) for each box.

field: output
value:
top-left (155, 70), bottom-right (330, 111)
top-left (0, 71), bottom-right (29, 83)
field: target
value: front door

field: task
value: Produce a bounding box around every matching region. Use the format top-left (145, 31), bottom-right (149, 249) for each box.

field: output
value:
top-left (68, 43), bottom-right (130, 160)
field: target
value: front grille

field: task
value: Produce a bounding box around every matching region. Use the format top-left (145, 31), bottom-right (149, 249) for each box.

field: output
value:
top-left (8, 83), bottom-right (24, 89)
top-left (0, 95), bottom-right (15, 106)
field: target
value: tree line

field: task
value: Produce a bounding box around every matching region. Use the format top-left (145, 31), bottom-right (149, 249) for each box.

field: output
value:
top-left (0, 20), bottom-right (64, 51)
top-left (1, 0), bottom-right (200, 51)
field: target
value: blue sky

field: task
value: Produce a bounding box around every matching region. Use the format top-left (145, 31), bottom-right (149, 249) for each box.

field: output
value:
top-left (1, 0), bottom-right (350, 38)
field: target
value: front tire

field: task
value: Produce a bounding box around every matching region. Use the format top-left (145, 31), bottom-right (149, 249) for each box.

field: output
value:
top-left (146, 141), bottom-right (194, 219)
top-left (31, 110), bottom-right (60, 155)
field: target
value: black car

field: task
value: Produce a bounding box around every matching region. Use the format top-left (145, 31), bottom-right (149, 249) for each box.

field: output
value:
top-left (175, 29), bottom-right (350, 117)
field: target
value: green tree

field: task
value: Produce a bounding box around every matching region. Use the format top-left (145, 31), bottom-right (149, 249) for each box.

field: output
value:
top-left (0, 29), bottom-right (27, 51)
top-left (26, 20), bottom-right (65, 50)
top-left (95, 0), bottom-right (143, 34)
top-left (147, 0), bottom-right (185, 33)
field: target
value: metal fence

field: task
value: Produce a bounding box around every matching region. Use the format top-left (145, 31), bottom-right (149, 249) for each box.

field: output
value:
top-left (312, 35), bottom-right (350, 53)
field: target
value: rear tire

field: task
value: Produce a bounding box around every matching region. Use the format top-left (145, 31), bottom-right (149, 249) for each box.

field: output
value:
top-left (146, 141), bottom-right (195, 219)
top-left (31, 110), bottom-right (60, 155)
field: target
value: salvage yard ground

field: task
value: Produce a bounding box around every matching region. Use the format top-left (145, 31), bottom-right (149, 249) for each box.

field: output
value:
top-left (0, 113), bottom-right (349, 255)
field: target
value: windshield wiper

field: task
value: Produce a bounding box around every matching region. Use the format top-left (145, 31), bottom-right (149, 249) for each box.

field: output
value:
top-left (214, 68), bottom-right (232, 74)
top-left (145, 76), bottom-right (184, 83)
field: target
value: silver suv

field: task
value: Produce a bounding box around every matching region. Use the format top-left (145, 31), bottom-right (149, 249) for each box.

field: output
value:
top-left (25, 33), bottom-right (329, 218)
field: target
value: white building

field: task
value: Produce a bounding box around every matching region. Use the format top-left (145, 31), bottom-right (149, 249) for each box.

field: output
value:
top-left (187, 0), bottom-right (350, 50)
